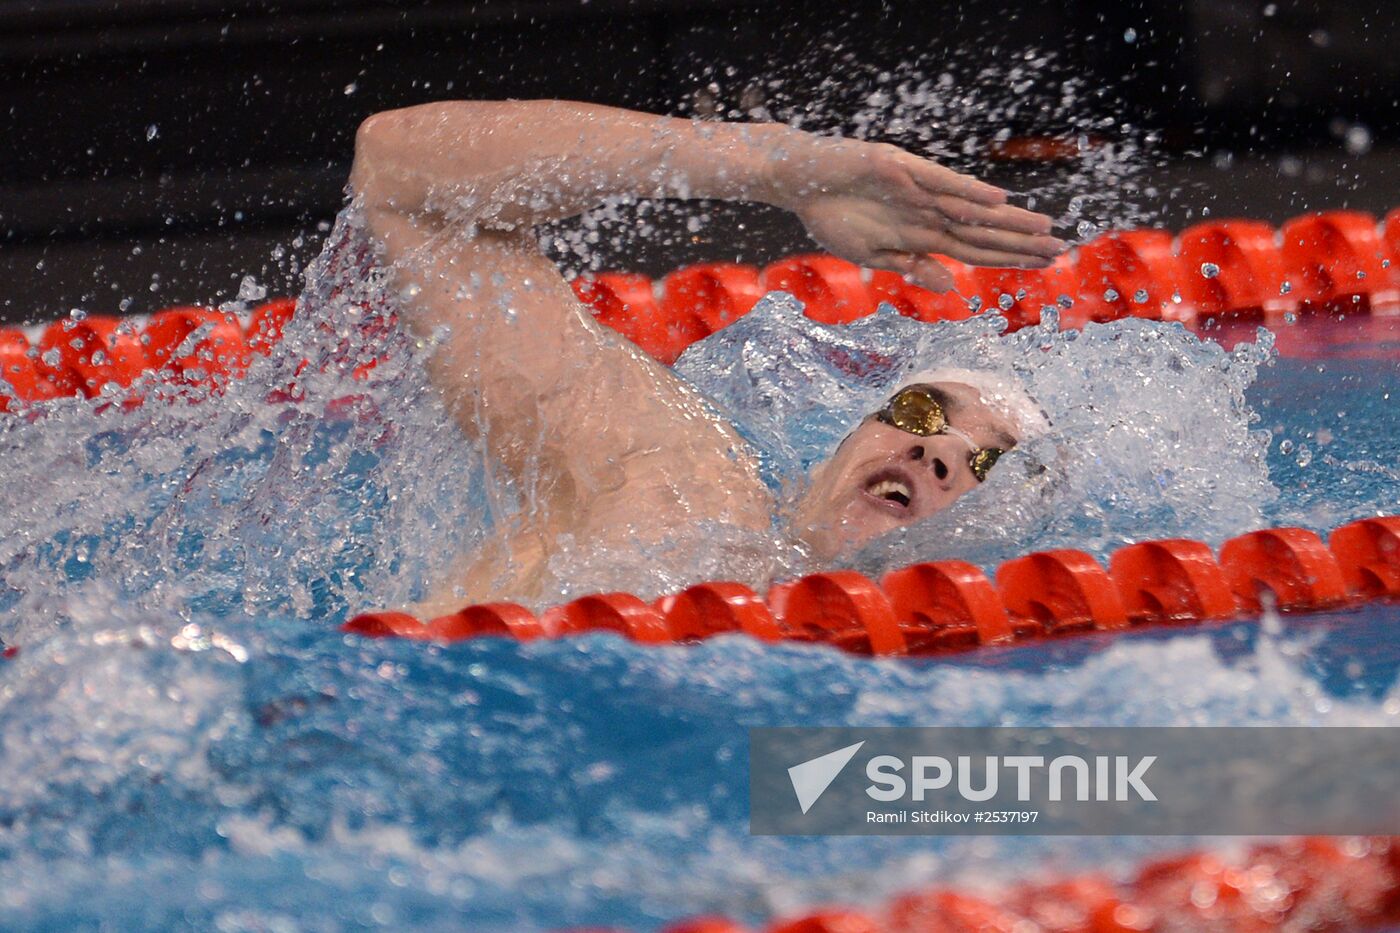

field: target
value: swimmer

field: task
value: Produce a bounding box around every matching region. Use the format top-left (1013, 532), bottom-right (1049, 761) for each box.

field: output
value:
top-left (348, 100), bottom-right (1064, 609)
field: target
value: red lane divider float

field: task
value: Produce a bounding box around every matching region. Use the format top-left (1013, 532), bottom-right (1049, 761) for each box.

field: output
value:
top-left (880, 560), bottom-right (1013, 651)
top-left (1072, 229), bottom-right (1186, 326)
top-left (344, 515), bottom-right (1400, 657)
top-left (5, 207), bottom-right (1400, 411)
top-left (566, 207), bottom-right (1400, 362)
top-left (1330, 516), bottom-right (1400, 598)
top-left (1177, 219), bottom-right (1297, 320)
top-left (1108, 539), bottom-right (1239, 624)
top-left (1, 306), bottom-right (274, 411)
top-left (1218, 527), bottom-right (1351, 614)
top-left (0, 329), bottom-right (61, 410)
top-left (603, 835), bottom-right (1400, 933)
top-left (1282, 211), bottom-right (1400, 315)
top-left (655, 582), bottom-right (785, 642)
top-left (995, 548), bottom-right (1129, 636)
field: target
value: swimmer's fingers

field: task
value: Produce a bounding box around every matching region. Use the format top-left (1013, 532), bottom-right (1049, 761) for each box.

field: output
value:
top-left (894, 226), bottom-right (1057, 269)
top-left (927, 197), bottom-right (1056, 236)
top-left (900, 155), bottom-right (1007, 207)
top-left (936, 238), bottom-right (1056, 269)
top-left (941, 223), bottom-right (1066, 260)
top-left (869, 250), bottom-right (956, 292)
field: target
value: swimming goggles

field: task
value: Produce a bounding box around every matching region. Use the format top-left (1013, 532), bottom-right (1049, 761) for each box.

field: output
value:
top-left (871, 384), bottom-right (1006, 482)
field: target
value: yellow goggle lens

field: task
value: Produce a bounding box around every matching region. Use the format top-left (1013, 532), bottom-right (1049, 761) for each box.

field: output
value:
top-left (885, 388), bottom-right (947, 436)
top-left (969, 446), bottom-right (1004, 482)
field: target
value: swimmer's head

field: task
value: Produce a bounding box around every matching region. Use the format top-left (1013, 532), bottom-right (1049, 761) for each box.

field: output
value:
top-left (792, 368), bottom-right (1048, 559)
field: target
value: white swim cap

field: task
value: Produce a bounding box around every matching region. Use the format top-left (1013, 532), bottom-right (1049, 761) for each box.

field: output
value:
top-left (897, 368), bottom-right (1050, 439)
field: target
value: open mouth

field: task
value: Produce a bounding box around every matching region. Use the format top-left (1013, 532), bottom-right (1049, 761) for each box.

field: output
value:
top-left (859, 467), bottom-right (916, 514)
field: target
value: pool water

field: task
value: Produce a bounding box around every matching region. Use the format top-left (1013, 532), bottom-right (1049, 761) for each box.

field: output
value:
top-left (1, 597), bottom-right (1398, 929)
top-left (1, 274), bottom-right (1398, 929)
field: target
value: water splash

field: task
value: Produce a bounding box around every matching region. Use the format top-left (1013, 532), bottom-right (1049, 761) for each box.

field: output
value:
top-left (677, 294), bottom-right (1277, 575)
top-left (715, 50), bottom-right (1161, 227)
top-left (550, 51), bottom-right (1172, 274)
top-left (0, 214), bottom-right (482, 644)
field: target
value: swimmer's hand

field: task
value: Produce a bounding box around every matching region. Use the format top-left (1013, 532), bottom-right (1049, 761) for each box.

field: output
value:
top-left (770, 136), bottom-right (1065, 291)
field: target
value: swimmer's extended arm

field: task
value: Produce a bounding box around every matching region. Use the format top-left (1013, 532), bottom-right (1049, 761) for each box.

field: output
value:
top-left (352, 100), bottom-right (1063, 289)
top-left (349, 100), bottom-right (1061, 605)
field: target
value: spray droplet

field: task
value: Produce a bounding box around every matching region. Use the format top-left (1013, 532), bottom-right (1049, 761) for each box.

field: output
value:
top-left (236, 276), bottom-right (267, 303)
top-left (1200, 262), bottom-right (1220, 279)
top-left (1132, 288), bottom-right (1149, 304)
top-left (997, 293), bottom-right (1014, 310)
top-left (1279, 438), bottom-right (1295, 455)
top-left (146, 124), bottom-right (159, 141)
top-left (1123, 27), bottom-right (1138, 43)
top-left (1280, 281), bottom-right (1292, 294)
top-left (967, 295), bottom-right (983, 314)
top-left (343, 82), bottom-right (358, 96)
top-left (1076, 220), bottom-right (1095, 238)
top-left (1295, 446), bottom-right (1312, 468)
top-left (1344, 124), bottom-right (1372, 156)
top-left (1103, 288), bottom-right (1120, 303)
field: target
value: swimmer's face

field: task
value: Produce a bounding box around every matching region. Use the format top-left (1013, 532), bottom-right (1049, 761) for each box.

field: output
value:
top-left (793, 382), bottom-right (1019, 560)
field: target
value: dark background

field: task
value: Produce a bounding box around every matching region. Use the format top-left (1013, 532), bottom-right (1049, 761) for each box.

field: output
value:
top-left (3, 0), bottom-right (1398, 323)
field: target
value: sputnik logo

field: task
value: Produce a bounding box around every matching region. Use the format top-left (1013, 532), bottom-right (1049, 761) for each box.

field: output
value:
top-left (787, 741), bottom-right (865, 814)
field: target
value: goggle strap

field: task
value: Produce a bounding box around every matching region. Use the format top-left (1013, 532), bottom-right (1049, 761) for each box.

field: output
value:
top-left (942, 423), bottom-right (979, 453)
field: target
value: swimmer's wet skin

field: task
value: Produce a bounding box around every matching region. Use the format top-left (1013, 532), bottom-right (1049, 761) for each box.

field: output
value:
top-left (349, 100), bottom-right (1065, 611)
